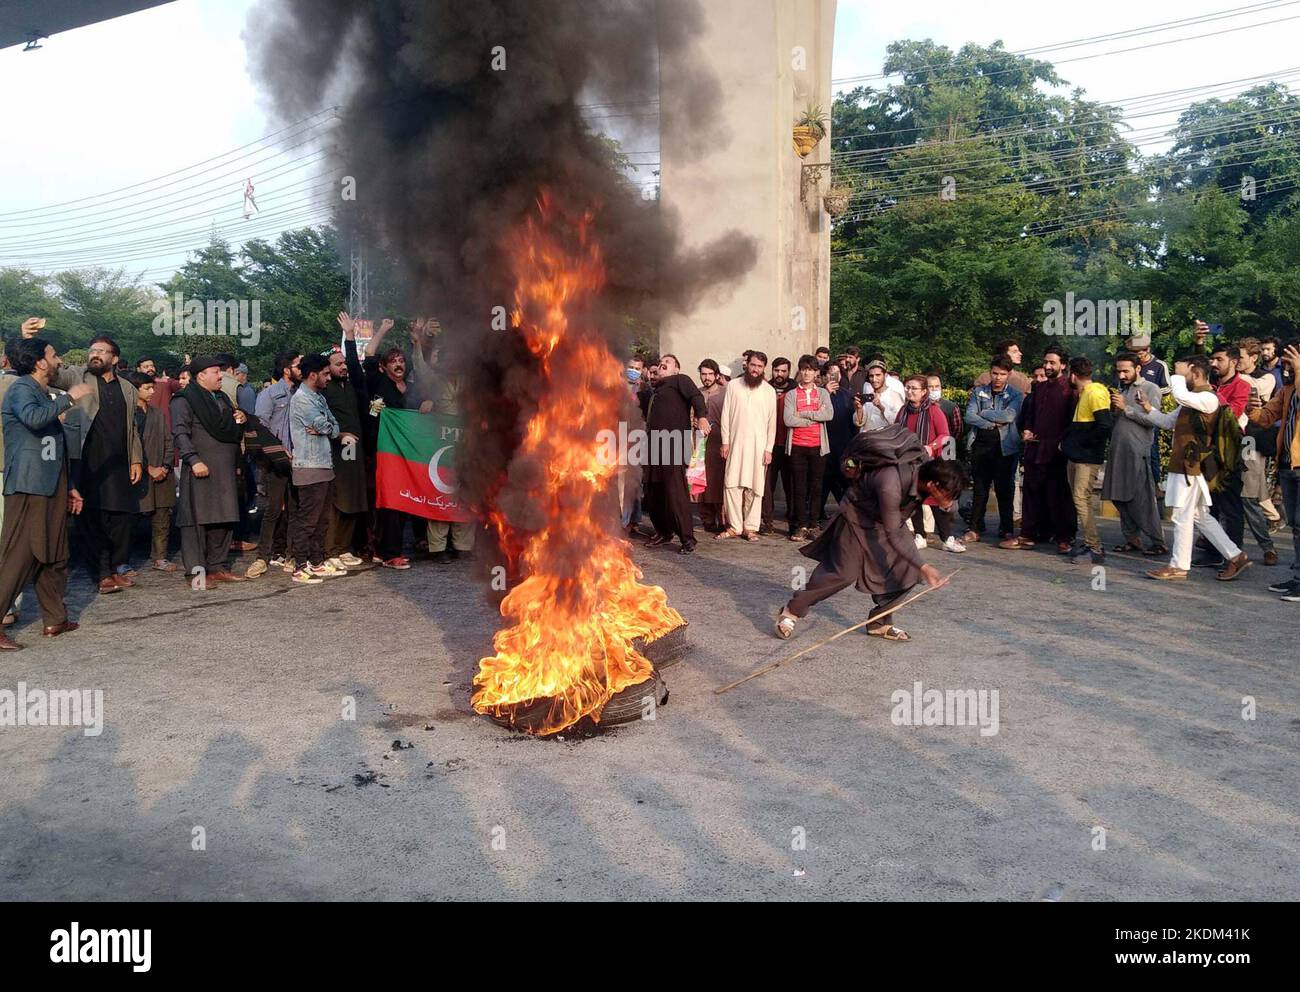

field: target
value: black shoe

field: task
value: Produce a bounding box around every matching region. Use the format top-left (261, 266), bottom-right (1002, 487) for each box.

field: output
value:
top-left (1282, 588), bottom-right (1300, 602)
top-left (431, 550), bottom-right (453, 564)
top-left (1090, 548), bottom-right (1106, 565)
top-left (678, 541), bottom-right (697, 555)
top-left (1268, 577), bottom-right (1300, 594)
top-left (757, 525), bottom-right (776, 536)
top-left (645, 535), bottom-right (671, 548)
top-left (1191, 554), bottom-right (1224, 569)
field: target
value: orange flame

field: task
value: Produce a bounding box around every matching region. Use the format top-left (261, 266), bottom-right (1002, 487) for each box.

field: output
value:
top-left (471, 191), bottom-right (683, 735)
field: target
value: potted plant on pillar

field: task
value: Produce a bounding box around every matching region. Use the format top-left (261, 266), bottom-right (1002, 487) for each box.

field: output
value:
top-left (793, 104), bottom-right (828, 157)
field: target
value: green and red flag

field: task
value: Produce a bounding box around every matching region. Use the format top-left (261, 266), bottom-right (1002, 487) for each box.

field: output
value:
top-left (375, 408), bottom-right (471, 522)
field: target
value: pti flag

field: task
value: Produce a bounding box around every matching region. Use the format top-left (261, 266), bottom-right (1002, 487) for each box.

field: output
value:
top-left (375, 409), bottom-right (471, 522)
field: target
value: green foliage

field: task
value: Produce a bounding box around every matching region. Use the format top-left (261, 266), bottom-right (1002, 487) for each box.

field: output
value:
top-left (828, 41), bottom-right (1300, 380)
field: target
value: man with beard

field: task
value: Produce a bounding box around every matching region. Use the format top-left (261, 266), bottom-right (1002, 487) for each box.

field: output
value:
top-left (841, 346), bottom-right (867, 396)
top-left (644, 354), bottom-right (709, 554)
top-left (718, 351), bottom-right (776, 540)
top-left (775, 433), bottom-right (959, 643)
top-left (1002, 346), bottom-right (1077, 552)
top-left (1260, 336), bottom-right (1284, 394)
top-left (760, 356), bottom-right (795, 535)
top-left (173, 357), bottom-right (249, 588)
top-left (52, 336), bottom-right (144, 595)
top-left (288, 354), bottom-right (342, 583)
top-left (0, 337), bottom-right (92, 649)
top-left (365, 319), bottom-right (434, 567)
top-left (1104, 353), bottom-right (1167, 557)
top-left (1143, 355), bottom-right (1249, 581)
top-left (1194, 343), bottom-right (1252, 568)
top-left (819, 362), bottom-right (857, 522)
top-left (247, 350), bottom-right (302, 577)
top-left (697, 358), bottom-right (726, 533)
top-left (125, 373), bottom-right (179, 573)
top-left (325, 314), bottom-right (369, 569)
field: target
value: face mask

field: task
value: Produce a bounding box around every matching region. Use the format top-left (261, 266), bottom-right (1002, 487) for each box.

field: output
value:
top-left (928, 388), bottom-right (942, 402)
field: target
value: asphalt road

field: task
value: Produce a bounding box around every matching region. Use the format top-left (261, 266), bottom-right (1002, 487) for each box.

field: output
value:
top-left (0, 515), bottom-right (1296, 901)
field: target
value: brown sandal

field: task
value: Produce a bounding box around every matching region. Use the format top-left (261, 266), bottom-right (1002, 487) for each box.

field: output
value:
top-left (714, 529), bottom-right (740, 540)
top-left (867, 625), bottom-right (910, 641)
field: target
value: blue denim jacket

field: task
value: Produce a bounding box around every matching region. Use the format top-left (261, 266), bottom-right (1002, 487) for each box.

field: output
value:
top-left (2, 376), bottom-right (74, 497)
top-left (289, 386), bottom-right (339, 470)
top-left (965, 383), bottom-right (1023, 456)
top-left (255, 378), bottom-right (294, 450)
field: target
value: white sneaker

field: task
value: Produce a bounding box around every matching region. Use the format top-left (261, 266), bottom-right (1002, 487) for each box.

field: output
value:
top-left (281, 558), bottom-right (296, 574)
top-left (942, 536), bottom-right (968, 554)
top-left (914, 534), bottom-right (928, 551)
top-left (338, 553), bottom-right (365, 567)
top-left (291, 569), bottom-right (323, 585)
top-left (309, 562), bottom-right (342, 578)
top-left (269, 555), bottom-right (287, 568)
top-left (328, 557), bottom-right (347, 571)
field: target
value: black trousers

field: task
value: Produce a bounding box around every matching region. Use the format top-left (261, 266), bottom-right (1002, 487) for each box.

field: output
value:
top-left (645, 469), bottom-right (695, 546)
top-left (786, 565), bottom-right (912, 626)
top-left (820, 458), bottom-right (848, 520)
top-left (1022, 453), bottom-right (1076, 544)
top-left (377, 509), bottom-right (421, 560)
top-left (291, 480), bottom-right (332, 567)
top-left (256, 470), bottom-right (295, 561)
top-left (911, 503), bottom-right (955, 540)
top-left (788, 445), bottom-right (826, 530)
top-left (969, 439), bottom-right (1018, 537)
top-left (85, 506), bottom-right (132, 580)
top-left (762, 448), bottom-right (794, 529)
top-left (181, 523), bottom-right (232, 579)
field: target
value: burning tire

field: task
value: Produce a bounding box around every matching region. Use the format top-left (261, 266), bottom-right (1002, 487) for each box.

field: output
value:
top-left (487, 668), bottom-right (668, 735)
top-left (637, 621), bottom-right (690, 670)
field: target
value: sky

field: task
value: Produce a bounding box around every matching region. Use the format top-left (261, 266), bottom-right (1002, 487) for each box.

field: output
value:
top-left (1, 0), bottom-right (1297, 283)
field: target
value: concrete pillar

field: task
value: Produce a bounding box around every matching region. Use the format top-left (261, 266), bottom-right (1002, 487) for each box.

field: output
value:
top-left (658, 0), bottom-right (836, 377)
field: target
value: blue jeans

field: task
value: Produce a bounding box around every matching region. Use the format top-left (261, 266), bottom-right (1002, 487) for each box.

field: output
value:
top-left (1281, 467), bottom-right (1300, 579)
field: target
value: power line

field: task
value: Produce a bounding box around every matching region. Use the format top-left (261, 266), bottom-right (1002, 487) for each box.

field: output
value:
top-left (830, 0), bottom-right (1299, 86)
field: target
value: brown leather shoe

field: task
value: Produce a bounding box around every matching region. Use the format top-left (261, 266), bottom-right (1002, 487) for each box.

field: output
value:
top-left (97, 577), bottom-right (121, 594)
top-left (207, 570), bottom-right (248, 584)
top-left (998, 536), bottom-right (1031, 550)
top-left (962, 531), bottom-right (980, 543)
top-left (233, 541), bottom-right (259, 553)
top-left (1147, 565), bottom-right (1189, 580)
top-left (43, 621), bottom-right (79, 637)
top-left (0, 632), bottom-right (22, 651)
top-left (1216, 553), bottom-right (1252, 581)
top-left (112, 573), bottom-right (135, 589)
top-left (1264, 550), bottom-right (1279, 566)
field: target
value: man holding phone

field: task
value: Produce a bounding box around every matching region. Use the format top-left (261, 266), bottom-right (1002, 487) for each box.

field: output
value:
top-left (1247, 341), bottom-right (1300, 600)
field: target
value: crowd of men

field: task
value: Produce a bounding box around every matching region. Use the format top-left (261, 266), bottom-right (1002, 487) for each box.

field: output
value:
top-left (2, 311), bottom-right (1297, 650)
top-left (0, 312), bottom-right (463, 650)
top-left (626, 326), bottom-right (1300, 636)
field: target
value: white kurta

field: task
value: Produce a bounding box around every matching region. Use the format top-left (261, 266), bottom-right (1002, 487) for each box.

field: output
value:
top-left (1148, 374), bottom-right (1219, 509)
top-left (720, 377), bottom-right (777, 492)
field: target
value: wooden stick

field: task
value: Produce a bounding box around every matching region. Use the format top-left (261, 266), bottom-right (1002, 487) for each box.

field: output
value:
top-left (713, 568), bottom-right (963, 695)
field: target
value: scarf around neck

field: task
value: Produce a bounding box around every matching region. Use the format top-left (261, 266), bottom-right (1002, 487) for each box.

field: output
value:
top-left (178, 382), bottom-right (242, 444)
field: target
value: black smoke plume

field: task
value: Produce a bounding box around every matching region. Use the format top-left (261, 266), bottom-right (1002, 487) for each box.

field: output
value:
top-left (247, 0), bottom-right (756, 564)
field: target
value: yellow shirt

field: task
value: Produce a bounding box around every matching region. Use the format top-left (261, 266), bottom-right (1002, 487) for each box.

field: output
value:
top-left (1073, 381), bottom-right (1111, 423)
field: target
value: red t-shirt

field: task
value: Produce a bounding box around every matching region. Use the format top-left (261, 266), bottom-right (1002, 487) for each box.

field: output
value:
top-left (791, 386), bottom-right (822, 448)
top-left (1215, 374), bottom-right (1250, 419)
